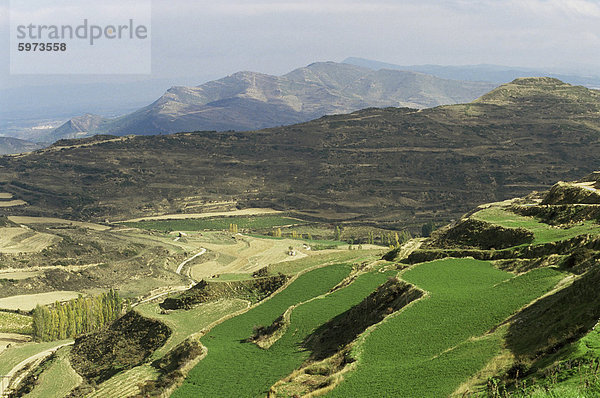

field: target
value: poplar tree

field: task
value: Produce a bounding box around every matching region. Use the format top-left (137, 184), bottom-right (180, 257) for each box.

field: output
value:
top-left (334, 226), bottom-right (341, 241)
top-left (31, 290), bottom-right (123, 341)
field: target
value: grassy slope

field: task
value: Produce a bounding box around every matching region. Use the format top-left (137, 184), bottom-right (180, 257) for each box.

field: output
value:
top-left (473, 207), bottom-right (600, 244)
top-left (328, 258), bottom-right (563, 397)
top-left (135, 299), bottom-right (249, 360)
top-left (24, 346), bottom-right (81, 398)
top-left (0, 340), bottom-right (72, 374)
top-left (173, 264), bottom-right (395, 397)
top-left (122, 216), bottom-right (301, 232)
top-left (511, 326), bottom-right (600, 397)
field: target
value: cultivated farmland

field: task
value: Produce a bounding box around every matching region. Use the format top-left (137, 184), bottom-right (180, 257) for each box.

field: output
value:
top-left (135, 298), bottom-right (249, 359)
top-left (0, 339), bottom-right (72, 375)
top-left (472, 207), bottom-right (600, 244)
top-left (173, 263), bottom-right (362, 397)
top-left (0, 227), bottom-right (59, 254)
top-left (328, 258), bottom-right (563, 397)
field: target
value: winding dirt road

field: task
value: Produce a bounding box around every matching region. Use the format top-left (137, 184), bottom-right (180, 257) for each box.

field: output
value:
top-left (1, 342), bottom-right (73, 397)
top-left (176, 249), bottom-right (206, 275)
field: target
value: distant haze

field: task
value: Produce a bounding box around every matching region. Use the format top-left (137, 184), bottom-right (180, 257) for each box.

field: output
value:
top-left (1, 0), bottom-right (600, 126)
top-left (2, 0), bottom-right (599, 85)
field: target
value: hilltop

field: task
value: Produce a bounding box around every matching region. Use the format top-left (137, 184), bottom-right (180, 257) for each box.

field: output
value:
top-left (1, 78), bottom-right (599, 230)
top-left (52, 62), bottom-right (495, 138)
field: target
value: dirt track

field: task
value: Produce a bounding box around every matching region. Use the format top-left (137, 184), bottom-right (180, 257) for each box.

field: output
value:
top-left (1, 342), bottom-right (73, 397)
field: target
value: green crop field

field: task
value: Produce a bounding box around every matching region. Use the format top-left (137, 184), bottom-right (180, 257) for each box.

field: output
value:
top-left (328, 258), bottom-right (563, 397)
top-left (123, 216), bottom-right (302, 232)
top-left (135, 298), bottom-right (249, 359)
top-left (0, 311), bottom-right (32, 334)
top-left (173, 263), bottom-right (396, 397)
top-left (267, 250), bottom-right (382, 276)
top-left (24, 346), bottom-right (81, 398)
top-left (85, 364), bottom-right (159, 398)
top-left (473, 207), bottom-right (600, 244)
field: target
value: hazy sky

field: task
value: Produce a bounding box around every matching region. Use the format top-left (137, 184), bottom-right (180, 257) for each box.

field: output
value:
top-left (1, 0), bottom-right (600, 87)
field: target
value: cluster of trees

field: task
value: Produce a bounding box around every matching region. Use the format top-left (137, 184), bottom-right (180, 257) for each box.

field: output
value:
top-left (381, 231), bottom-right (412, 248)
top-left (270, 228), bottom-right (313, 240)
top-left (290, 230), bottom-right (305, 239)
top-left (334, 226), bottom-right (342, 241)
top-left (268, 225), bottom-right (416, 247)
top-left (32, 290), bottom-right (123, 341)
top-left (229, 223), bottom-right (239, 233)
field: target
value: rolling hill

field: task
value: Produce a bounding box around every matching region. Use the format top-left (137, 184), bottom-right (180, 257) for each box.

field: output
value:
top-left (52, 62), bottom-right (496, 138)
top-left (0, 137), bottom-right (42, 155)
top-left (1, 78), bottom-right (600, 231)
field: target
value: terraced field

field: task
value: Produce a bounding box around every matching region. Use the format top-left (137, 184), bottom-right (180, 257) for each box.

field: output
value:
top-left (135, 298), bottom-right (249, 359)
top-left (122, 208), bottom-right (281, 222)
top-left (85, 364), bottom-right (159, 398)
top-left (505, 321), bottom-right (600, 396)
top-left (473, 207), bottom-right (600, 244)
top-left (0, 333), bottom-right (30, 355)
top-left (190, 235), bottom-right (311, 279)
top-left (0, 199), bottom-right (27, 207)
top-left (266, 250), bottom-right (382, 275)
top-left (328, 258), bottom-right (563, 397)
top-left (173, 263), bottom-right (383, 397)
top-left (0, 270), bottom-right (43, 280)
top-left (24, 346), bottom-right (82, 398)
top-left (0, 227), bottom-right (59, 254)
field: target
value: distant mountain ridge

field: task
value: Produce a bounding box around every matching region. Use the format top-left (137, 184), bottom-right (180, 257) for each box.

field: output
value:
top-left (344, 57), bottom-right (600, 88)
top-left (50, 114), bottom-right (108, 141)
top-left (53, 62), bottom-right (496, 138)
